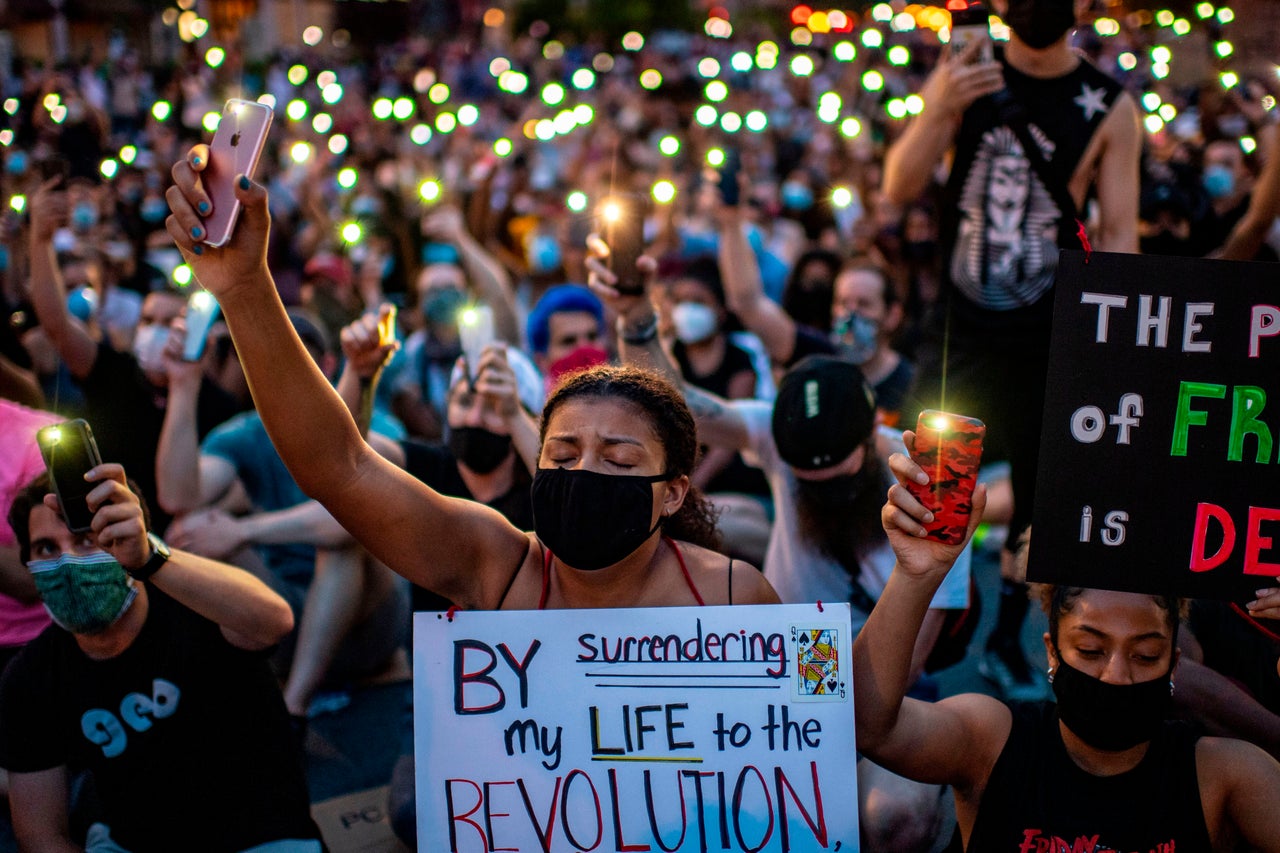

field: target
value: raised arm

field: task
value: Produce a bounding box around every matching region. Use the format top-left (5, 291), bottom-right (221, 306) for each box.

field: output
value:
top-left (424, 205), bottom-right (521, 344)
top-left (1091, 92), bottom-right (1141, 254)
top-left (586, 250), bottom-right (753, 453)
top-left (717, 208), bottom-right (797, 363)
top-left (26, 179), bottom-right (98, 380)
top-left (1220, 123), bottom-right (1280, 261)
top-left (155, 317), bottom-right (237, 514)
top-left (164, 147), bottom-right (529, 608)
top-left (81, 463), bottom-right (294, 651)
top-left (882, 41), bottom-right (1002, 205)
top-left (852, 441), bottom-right (1005, 793)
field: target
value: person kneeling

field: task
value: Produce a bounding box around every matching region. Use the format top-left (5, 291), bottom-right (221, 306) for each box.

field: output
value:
top-left (0, 464), bottom-right (322, 851)
top-left (852, 439), bottom-right (1280, 851)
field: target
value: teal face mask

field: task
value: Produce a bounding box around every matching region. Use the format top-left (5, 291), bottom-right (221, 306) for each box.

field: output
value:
top-left (29, 552), bottom-right (137, 635)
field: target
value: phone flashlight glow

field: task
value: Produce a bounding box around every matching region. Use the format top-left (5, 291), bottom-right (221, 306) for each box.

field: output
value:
top-left (191, 291), bottom-right (214, 310)
top-left (45, 427), bottom-right (62, 444)
top-left (601, 200), bottom-right (623, 223)
top-left (928, 415), bottom-right (951, 431)
top-left (458, 307), bottom-right (479, 327)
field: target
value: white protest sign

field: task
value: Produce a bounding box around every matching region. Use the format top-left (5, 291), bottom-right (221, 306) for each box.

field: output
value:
top-left (414, 603), bottom-right (858, 852)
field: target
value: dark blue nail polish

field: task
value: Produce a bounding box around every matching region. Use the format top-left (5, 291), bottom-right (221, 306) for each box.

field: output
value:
top-left (198, 201), bottom-right (210, 214)
top-left (193, 244), bottom-right (203, 256)
top-left (238, 176), bottom-right (251, 190)
top-left (191, 226), bottom-right (203, 239)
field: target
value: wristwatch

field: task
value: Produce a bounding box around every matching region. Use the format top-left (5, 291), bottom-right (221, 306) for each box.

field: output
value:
top-left (130, 533), bottom-right (171, 581)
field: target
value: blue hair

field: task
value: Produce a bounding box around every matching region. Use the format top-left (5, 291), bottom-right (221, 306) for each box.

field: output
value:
top-left (526, 284), bottom-right (604, 355)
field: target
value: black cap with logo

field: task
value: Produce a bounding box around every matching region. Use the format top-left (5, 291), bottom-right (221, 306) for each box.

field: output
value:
top-left (771, 356), bottom-right (876, 470)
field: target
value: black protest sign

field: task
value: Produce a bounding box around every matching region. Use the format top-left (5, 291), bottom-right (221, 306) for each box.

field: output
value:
top-left (1030, 250), bottom-right (1280, 600)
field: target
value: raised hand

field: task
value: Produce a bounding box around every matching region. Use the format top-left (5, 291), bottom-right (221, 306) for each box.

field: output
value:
top-left (165, 144), bottom-right (271, 300)
top-left (338, 304), bottom-right (399, 380)
top-left (882, 430), bottom-right (987, 580)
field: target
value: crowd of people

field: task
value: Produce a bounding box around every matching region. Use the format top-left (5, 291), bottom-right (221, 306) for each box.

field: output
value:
top-left (2, 0), bottom-right (1280, 849)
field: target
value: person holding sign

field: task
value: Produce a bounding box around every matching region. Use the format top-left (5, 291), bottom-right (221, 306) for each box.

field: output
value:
top-left (853, 441), bottom-right (1280, 851)
top-left (160, 149), bottom-right (778, 599)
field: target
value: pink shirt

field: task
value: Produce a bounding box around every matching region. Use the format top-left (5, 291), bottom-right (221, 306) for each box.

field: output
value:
top-left (0, 401), bottom-right (57, 646)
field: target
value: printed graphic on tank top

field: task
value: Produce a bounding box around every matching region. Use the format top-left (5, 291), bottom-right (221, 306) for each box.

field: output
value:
top-left (941, 52), bottom-right (1122, 324)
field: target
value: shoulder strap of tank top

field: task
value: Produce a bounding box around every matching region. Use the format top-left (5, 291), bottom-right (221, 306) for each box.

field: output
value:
top-left (496, 537), bottom-right (535, 611)
top-left (665, 537), bottom-right (706, 606)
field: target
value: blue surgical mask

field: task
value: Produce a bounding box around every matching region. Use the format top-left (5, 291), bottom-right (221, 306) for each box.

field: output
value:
top-left (351, 195), bottom-right (381, 218)
top-left (781, 181), bottom-right (814, 211)
top-left (5, 150), bottom-right (28, 175)
top-left (833, 312), bottom-right (878, 365)
top-left (422, 286), bottom-right (466, 324)
top-left (71, 202), bottom-right (99, 232)
top-left (527, 233), bottom-right (562, 275)
top-left (0, 244), bottom-right (9, 273)
top-left (140, 197), bottom-right (168, 223)
top-left (66, 286), bottom-right (99, 322)
top-left (1202, 164), bottom-right (1235, 200)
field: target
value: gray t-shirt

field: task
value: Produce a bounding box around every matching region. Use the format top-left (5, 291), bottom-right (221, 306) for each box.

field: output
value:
top-left (738, 401), bottom-right (972, 632)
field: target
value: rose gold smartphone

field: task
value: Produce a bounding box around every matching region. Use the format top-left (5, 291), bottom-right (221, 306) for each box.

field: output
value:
top-left (202, 99), bottom-right (273, 248)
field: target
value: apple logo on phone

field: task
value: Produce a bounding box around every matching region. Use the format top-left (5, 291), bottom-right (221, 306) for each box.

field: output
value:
top-left (230, 131), bottom-right (241, 147)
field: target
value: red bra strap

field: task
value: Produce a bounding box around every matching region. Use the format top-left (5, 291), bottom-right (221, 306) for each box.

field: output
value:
top-left (666, 536), bottom-right (706, 606)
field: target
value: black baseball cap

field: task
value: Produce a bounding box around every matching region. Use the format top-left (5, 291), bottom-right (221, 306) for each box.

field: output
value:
top-left (772, 356), bottom-right (876, 470)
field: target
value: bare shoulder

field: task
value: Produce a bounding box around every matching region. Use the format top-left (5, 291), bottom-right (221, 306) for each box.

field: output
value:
top-left (935, 693), bottom-right (1014, 795)
top-left (1195, 735), bottom-right (1280, 790)
top-left (1195, 736), bottom-right (1280, 849)
top-left (674, 540), bottom-right (780, 605)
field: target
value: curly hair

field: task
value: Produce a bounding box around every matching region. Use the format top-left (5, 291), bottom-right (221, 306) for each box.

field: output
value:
top-left (540, 365), bottom-right (722, 552)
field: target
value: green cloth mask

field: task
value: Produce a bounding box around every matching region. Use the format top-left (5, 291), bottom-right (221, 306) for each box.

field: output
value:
top-left (29, 551), bottom-right (137, 635)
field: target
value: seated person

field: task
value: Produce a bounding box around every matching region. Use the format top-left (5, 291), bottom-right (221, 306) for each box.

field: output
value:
top-left (717, 205), bottom-right (914, 423)
top-left (155, 311), bottom-right (408, 717)
top-left (1, 464), bottom-right (320, 851)
top-left (854, 448), bottom-right (1280, 851)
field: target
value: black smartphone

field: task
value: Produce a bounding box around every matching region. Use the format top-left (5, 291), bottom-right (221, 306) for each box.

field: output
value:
top-left (36, 419), bottom-right (103, 533)
top-left (596, 193), bottom-right (648, 296)
top-left (718, 148), bottom-right (742, 207)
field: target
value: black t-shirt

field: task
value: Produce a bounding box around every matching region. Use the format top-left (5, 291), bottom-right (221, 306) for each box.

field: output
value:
top-left (79, 343), bottom-right (239, 530)
top-left (400, 440), bottom-right (533, 611)
top-left (965, 702), bottom-right (1212, 852)
top-left (0, 587), bottom-right (320, 851)
top-left (941, 51), bottom-right (1124, 331)
top-left (674, 340), bottom-right (770, 498)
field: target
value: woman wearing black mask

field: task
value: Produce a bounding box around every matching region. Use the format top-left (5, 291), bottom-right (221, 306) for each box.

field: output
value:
top-left (853, 447), bottom-right (1280, 851)
top-left (162, 148), bottom-right (779, 614)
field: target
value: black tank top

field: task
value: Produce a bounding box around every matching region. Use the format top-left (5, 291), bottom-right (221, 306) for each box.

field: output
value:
top-left (965, 702), bottom-right (1213, 852)
top-left (941, 51), bottom-right (1123, 330)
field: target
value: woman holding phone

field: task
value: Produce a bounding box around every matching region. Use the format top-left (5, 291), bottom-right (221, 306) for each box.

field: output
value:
top-left (854, 442), bottom-right (1280, 851)
top-left (163, 147), bottom-right (779, 611)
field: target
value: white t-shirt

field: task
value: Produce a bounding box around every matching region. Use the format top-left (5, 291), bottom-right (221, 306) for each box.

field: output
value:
top-left (738, 401), bottom-right (972, 633)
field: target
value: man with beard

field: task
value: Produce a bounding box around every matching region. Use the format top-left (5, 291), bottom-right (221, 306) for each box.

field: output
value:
top-left (883, 0), bottom-right (1140, 699)
top-left (677, 355), bottom-right (972, 852)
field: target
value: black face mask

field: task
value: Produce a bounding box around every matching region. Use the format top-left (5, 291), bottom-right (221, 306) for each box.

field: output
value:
top-left (1005, 0), bottom-right (1076, 50)
top-left (1051, 651), bottom-right (1173, 752)
top-left (448, 426), bottom-right (512, 474)
top-left (531, 467), bottom-right (668, 571)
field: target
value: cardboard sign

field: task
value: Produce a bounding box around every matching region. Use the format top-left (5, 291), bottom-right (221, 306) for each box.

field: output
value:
top-left (1031, 250), bottom-right (1280, 599)
top-left (413, 604), bottom-right (858, 852)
